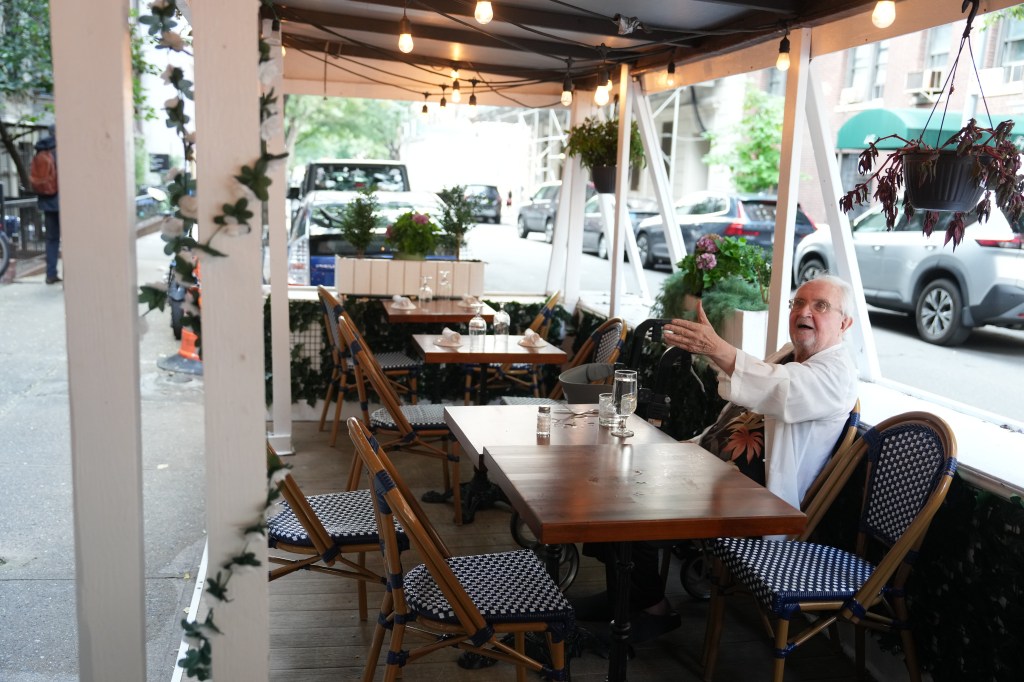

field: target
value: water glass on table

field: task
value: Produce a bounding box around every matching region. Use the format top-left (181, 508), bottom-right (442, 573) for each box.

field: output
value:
top-left (598, 392), bottom-right (616, 427)
top-left (610, 369), bottom-right (638, 438)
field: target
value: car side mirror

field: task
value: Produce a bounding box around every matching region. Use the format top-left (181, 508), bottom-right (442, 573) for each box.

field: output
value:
top-left (287, 186), bottom-right (301, 200)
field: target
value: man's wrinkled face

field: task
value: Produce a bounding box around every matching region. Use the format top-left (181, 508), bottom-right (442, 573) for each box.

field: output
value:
top-left (788, 279), bottom-right (852, 361)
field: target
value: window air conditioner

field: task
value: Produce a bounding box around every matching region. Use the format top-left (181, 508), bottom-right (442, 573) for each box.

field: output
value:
top-left (839, 86), bottom-right (861, 104)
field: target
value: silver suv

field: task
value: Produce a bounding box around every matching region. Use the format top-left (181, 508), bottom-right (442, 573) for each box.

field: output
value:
top-left (792, 206), bottom-right (1024, 345)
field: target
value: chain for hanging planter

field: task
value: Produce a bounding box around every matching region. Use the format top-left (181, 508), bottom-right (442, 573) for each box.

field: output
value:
top-left (839, 0), bottom-right (1024, 248)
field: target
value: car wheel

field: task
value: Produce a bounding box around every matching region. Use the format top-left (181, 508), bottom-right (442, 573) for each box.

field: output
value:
top-left (797, 256), bottom-right (826, 284)
top-left (915, 278), bottom-right (971, 346)
top-left (636, 232), bottom-right (654, 269)
top-left (597, 234), bottom-right (608, 259)
top-left (544, 220), bottom-right (554, 244)
top-left (517, 216), bottom-right (528, 238)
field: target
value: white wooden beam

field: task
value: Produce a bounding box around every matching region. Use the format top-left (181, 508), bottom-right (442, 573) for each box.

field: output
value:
top-left (50, 1), bottom-right (146, 679)
top-left (192, 1), bottom-right (270, 678)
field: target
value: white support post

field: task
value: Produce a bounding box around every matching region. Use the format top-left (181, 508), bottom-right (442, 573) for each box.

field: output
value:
top-left (634, 80), bottom-right (686, 269)
top-left (193, 1), bottom-right (270, 679)
top-left (263, 19), bottom-right (292, 454)
top-left (549, 95), bottom-right (593, 311)
top-left (609, 64), bottom-right (640, 315)
top-left (806, 64), bottom-right (881, 380)
top-left (50, 2), bottom-right (146, 680)
top-left (766, 28), bottom-right (810, 357)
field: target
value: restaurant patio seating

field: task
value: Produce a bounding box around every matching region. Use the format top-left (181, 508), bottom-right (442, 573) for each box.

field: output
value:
top-left (347, 417), bottom-right (575, 682)
top-left (464, 290), bottom-right (561, 403)
top-left (499, 315), bottom-right (627, 406)
top-left (265, 442), bottom-right (402, 621)
top-left (337, 314), bottom-right (463, 524)
top-left (316, 286), bottom-right (421, 446)
top-left (701, 411), bottom-right (957, 682)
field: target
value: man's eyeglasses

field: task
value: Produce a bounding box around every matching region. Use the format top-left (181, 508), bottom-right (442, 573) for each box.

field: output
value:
top-left (788, 298), bottom-right (840, 315)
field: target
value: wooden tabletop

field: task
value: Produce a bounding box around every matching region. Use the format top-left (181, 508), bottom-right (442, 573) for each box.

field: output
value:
top-left (383, 299), bottom-right (496, 324)
top-left (445, 404), bottom-right (677, 460)
top-left (483, 443), bottom-right (806, 546)
top-left (411, 334), bottom-right (568, 365)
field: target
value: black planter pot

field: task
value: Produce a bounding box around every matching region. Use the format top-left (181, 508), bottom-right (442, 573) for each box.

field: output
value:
top-left (591, 165), bottom-right (617, 194)
top-left (903, 149), bottom-right (987, 212)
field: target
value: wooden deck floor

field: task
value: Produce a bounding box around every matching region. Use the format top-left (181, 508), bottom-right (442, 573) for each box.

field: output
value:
top-left (269, 415), bottom-right (881, 682)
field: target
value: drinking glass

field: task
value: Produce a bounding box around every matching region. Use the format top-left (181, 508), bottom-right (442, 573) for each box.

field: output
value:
top-left (610, 369), bottom-right (638, 438)
top-left (419, 275), bottom-right (433, 303)
top-left (437, 269), bottom-right (452, 299)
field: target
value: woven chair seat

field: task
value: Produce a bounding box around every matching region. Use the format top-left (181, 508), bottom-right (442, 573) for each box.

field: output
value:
top-left (404, 548), bottom-right (575, 625)
top-left (499, 396), bottom-right (565, 406)
top-left (370, 404), bottom-right (447, 430)
top-left (713, 537), bottom-right (877, 615)
top-left (267, 489), bottom-right (408, 551)
top-left (376, 351), bottom-right (422, 372)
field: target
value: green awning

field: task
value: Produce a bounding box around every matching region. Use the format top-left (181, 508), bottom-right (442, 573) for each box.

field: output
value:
top-left (836, 108), bottom-right (1024, 150)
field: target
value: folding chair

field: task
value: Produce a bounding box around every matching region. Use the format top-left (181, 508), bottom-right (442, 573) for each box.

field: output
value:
top-left (265, 442), bottom-right (405, 621)
top-left (464, 290), bottom-right (561, 403)
top-left (702, 411), bottom-right (957, 682)
top-left (347, 418), bottom-right (575, 682)
top-left (336, 314), bottom-right (463, 525)
top-left (499, 315), bottom-right (627, 406)
top-left (316, 286), bottom-right (422, 447)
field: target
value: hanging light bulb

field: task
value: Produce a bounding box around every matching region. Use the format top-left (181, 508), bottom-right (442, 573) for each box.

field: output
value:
top-left (871, 1), bottom-right (896, 29)
top-left (475, 1), bottom-right (493, 25)
top-left (421, 92), bottom-right (429, 115)
top-left (776, 34), bottom-right (791, 72)
top-left (439, 85), bottom-right (447, 109)
top-left (452, 79), bottom-right (461, 103)
top-left (594, 84), bottom-right (610, 106)
top-left (561, 74), bottom-right (573, 107)
top-left (450, 64), bottom-right (460, 80)
top-left (398, 7), bottom-right (414, 54)
top-left (469, 79), bottom-right (478, 108)
top-left (666, 60), bottom-right (676, 87)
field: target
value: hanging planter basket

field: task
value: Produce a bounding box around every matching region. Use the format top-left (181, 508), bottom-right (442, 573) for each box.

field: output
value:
top-left (903, 150), bottom-right (988, 212)
top-left (591, 165), bottom-right (617, 193)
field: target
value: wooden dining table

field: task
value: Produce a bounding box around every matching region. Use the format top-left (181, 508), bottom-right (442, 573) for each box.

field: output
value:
top-left (482, 441), bottom-right (805, 682)
top-left (382, 298), bottom-right (496, 324)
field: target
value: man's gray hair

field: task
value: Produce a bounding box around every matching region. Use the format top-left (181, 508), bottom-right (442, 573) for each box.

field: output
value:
top-left (806, 273), bottom-right (855, 319)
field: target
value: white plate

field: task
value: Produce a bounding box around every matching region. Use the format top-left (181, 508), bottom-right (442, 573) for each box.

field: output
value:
top-left (434, 338), bottom-right (463, 348)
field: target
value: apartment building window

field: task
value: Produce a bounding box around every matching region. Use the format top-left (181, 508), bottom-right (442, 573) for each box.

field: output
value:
top-left (843, 41), bottom-right (889, 103)
top-left (926, 24), bottom-right (952, 72)
top-left (1000, 18), bottom-right (1024, 82)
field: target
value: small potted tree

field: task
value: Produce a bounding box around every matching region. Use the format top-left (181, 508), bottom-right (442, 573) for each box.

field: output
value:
top-left (339, 187), bottom-right (380, 258)
top-left (436, 185), bottom-right (477, 260)
top-left (838, 0), bottom-right (1024, 248)
top-left (563, 116), bottom-right (645, 193)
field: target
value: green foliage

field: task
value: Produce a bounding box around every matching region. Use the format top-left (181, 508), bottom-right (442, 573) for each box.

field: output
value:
top-left (339, 188), bottom-right (381, 256)
top-left (703, 88), bottom-right (783, 193)
top-left (674, 234), bottom-right (770, 299)
top-left (436, 185), bottom-right (478, 259)
top-left (284, 95), bottom-right (409, 165)
top-left (564, 117), bottom-right (646, 171)
top-left (385, 210), bottom-right (441, 257)
top-left (0, 0), bottom-right (53, 98)
top-left (263, 296), bottom-right (328, 407)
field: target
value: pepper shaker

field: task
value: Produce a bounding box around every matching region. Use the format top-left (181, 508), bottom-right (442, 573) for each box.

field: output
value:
top-left (536, 405), bottom-right (551, 437)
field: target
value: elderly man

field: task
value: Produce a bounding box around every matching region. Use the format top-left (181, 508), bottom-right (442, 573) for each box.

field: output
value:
top-left (574, 274), bottom-right (858, 641)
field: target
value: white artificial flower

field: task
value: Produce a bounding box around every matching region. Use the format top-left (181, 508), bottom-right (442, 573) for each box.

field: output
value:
top-left (159, 215), bottom-right (185, 239)
top-left (258, 59), bottom-right (281, 87)
top-left (236, 184), bottom-right (259, 207)
top-left (265, 155), bottom-right (286, 175)
top-left (268, 468), bottom-right (289, 487)
top-left (260, 113), bottom-right (283, 142)
top-left (164, 96), bottom-right (182, 111)
top-left (160, 31), bottom-right (185, 52)
top-left (183, 130), bottom-right (196, 145)
top-left (163, 167), bottom-right (182, 184)
top-left (178, 195), bottom-right (199, 219)
top-left (160, 65), bottom-right (176, 84)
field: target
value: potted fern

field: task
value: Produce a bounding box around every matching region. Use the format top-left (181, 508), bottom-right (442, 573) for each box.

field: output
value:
top-left (339, 187), bottom-right (381, 258)
top-left (563, 116), bottom-right (645, 193)
top-left (838, 0), bottom-right (1024, 248)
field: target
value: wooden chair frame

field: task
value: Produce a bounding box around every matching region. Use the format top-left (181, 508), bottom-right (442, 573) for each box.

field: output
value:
top-left (702, 411), bottom-right (958, 682)
top-left (347, 418), bottom-right (572, 682)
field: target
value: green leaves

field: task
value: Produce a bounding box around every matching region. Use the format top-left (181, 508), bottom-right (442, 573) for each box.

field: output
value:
top-left (564, 117), bottom-right (645, 171)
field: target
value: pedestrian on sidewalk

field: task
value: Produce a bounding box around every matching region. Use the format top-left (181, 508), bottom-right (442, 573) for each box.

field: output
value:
top-left (31, 124), bottom-right (61, 284)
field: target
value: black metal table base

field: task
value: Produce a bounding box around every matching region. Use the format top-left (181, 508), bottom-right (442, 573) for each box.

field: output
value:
top-left (421, 468), bottom-right (508, 523)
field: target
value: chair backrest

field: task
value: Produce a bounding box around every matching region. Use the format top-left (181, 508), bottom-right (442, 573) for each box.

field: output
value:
top-left (336, 314), bottom-right (415, 433)
top-left (799, 398), bottom-right (862, 511)
top-left (623, 317), bottom-right (672, 371)
top-left (317, 287), bottom-right (350, 384)
top-left (548, 316), bottom-right (627, 400)
top-left (348, 413), bottom-right (468, 610)
top-left (525, 290), bottom-right (561, 337)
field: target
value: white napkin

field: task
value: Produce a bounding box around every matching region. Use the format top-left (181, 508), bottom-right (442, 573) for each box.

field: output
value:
top-left (439, 327), bottom-right (462, 345)
top-left (460, 294), bottom-right (479, 307)
top-left (520, 329), bottom-right (544, 347)
top-left (391, 294), bottom-right (414, 309)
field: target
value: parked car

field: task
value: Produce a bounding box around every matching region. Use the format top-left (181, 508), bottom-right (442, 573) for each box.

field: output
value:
top-left (286, 190), bottom-right (447, 286)
top-left (581, 195), bottom-right (660, 258)
top-left (792, 205), bottom-right (1024, 345)
top-left (288, 159), bottom-right (410, 200)
top-left (464, 184), bottom-right (502, 223)
top-left (517, 181), bottom-right (596, 243)
top-left (633, 192), bottom-right (817, 268)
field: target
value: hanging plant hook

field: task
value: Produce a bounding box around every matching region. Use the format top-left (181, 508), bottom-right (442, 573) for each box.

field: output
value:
top-left (961, 0), bottom-right (979, 37)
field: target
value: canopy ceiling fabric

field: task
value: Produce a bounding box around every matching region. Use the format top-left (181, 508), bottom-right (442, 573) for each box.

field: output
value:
top-left (265, 0), bottom-right (880, 105)
top-left (837, 107), bottom-right (1024, 150)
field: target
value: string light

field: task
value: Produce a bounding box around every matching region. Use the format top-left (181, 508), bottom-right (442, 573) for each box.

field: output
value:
top-left (474, 1), bottom-right (493, 25)
top-left (666, 59), bottom-right (676, 87)
top-left (469, 79), bottom-right (478, 108)
top-left (561, 74), bottom-right (573, 107)
top-left (452, 79), bottom-right (461, 103)
top-left (776, 33), bottom-right (791, 72)
top-left (421, 92), bottom-right (429, 115)
top-left (871, 1), bottom-right (896, 29)
top-left (594, 84), bottom-right (610, 106)
top-left (439, 84), bottom-right (447, 108)
top-left (450, 65), bottom-right (460, 80)
top-left (398, 4), bottom-right (414, 54)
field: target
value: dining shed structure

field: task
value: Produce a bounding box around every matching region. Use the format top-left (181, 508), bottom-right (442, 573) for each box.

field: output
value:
top-left (45, 0), bottom-right (1024, 680)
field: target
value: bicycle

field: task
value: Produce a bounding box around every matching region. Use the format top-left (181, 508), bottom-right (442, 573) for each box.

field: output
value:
top-left (0, 215), bottom-right (18, 281)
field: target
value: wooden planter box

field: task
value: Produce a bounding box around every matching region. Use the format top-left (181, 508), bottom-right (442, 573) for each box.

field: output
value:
top-left (333, 258), bottom-right (485, 297)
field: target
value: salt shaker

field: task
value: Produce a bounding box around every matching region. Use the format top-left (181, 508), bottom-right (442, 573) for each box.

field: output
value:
top-left (536, 405), bottom-right (551, 437)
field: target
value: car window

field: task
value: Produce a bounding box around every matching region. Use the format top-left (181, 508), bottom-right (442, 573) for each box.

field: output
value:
top-left (742, 201), bottom-right (777, 222)
top-left (585, 196), bottom-right (599, 212)
top-left (690, 195), bottom-right (727, 215)
top-left (312, 164), bottom-right (408, 192)
top-left (541, 185), bottom-right (559, 201)
top-left (853, 210), bottom-right (892, 233)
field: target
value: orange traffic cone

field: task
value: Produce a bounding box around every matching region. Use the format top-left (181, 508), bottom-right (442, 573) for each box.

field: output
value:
top-left (158, 326), bottom-right (203, 375)
top-left (178, 328), bottom-right (200, 361)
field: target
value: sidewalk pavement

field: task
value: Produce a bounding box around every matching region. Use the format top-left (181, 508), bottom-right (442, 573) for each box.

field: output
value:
top-left (0, 230), bottom-right (206, 681)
